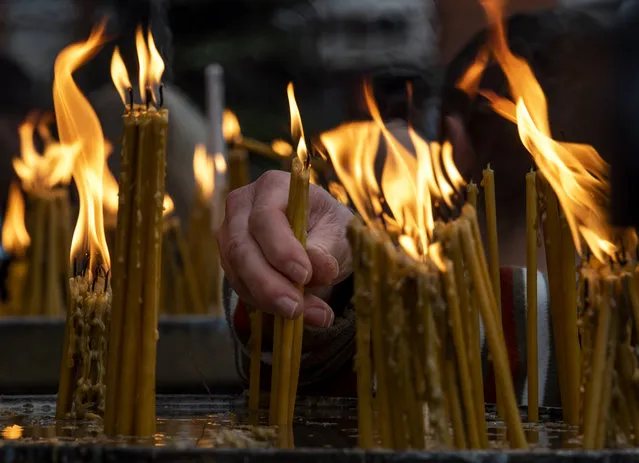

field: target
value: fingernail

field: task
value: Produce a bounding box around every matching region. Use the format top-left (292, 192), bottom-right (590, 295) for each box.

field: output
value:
top-left (275, 296), bottom-right (299, 318)
top-left (286, 262), bottom-right (310, 285)
top-left (305, 306), bottom-right (334, 328)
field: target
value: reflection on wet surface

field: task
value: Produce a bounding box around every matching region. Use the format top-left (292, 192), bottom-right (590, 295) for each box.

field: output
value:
top-left (0, 395), bottom-right (579, 449)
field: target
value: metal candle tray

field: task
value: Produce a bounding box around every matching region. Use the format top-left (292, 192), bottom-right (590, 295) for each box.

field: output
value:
top-left (0, 395), bottom-right (638, 462)
top-left (0, 317), bottom-right (241, 393)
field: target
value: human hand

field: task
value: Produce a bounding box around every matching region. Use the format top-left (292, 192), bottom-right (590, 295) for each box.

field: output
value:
top-left (218, 170), bottom-right (353, 328)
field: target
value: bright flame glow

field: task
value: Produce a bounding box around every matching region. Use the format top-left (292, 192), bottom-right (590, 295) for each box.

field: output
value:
top-left (135, 26), bottom-right (149, 103)
top-left (53, 22), bottom-right (111, 268)
top-left (111, 25), bottom-right (164, 105)
top-left (2, 424), bottom-right (22, 440)
top-left (163, 194), bottom-right (174, 217)
top-left (102, 141), bottom-right (119, 225)
top-left (147, 29), bottom-right (165, 96)
top-left (431, 141), bottom-right (455, 208)
top-left (2, 182), bottom-right (31, 256)
top-left (271, 139), bottom-right (293, 157)
top-left (480, 0), bottom-right (615, 261)
top-left (110, 46), bottom-right (131, 106)
top-left (193, 144), bottom-right (215, 201)
top-left (320, 82), bottom-right (467, 258)
top-left (13, 115), bottom-right (80, 194)
top-left (456, 45), bottom-right (490, 96)
top-left (328, 182), bottom-right (349, 206)
top-left (320, 121), bottom-right (382, 228)
top-left (223, 110), bottom-right (240, 141)
top-left (286, 83), bottom-right (308, 167)
top-left (428, 243), bottom-right (447, 273)
top-left (442, 141), bottom-right (466, 192)
top-left (214, 153), bottom-right (227, 174)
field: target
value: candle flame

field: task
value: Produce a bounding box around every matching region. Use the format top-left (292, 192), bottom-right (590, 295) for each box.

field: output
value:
top-left (428, 243), bottom-right (447, 273)
top-left (456, 45), bottom-right (490, 96)
top-left (320, 82), bottom-right (466, 259)
top-left (328, 182), bottom-right (349, 206)
top-left (479, 0), bottom-right (616, 262)
top-left (271, 139), bottom-right (293, 157)
top-left (111, 26), bottom-right (164, 106)
top-left (442, 141), bottom-right (466, 192)
top-left (102, 141), bottom-right (119, 226)
top-left (147, 29), bottom-right (165, 96)
top-left (110, 47), bottom-right (131, 106)
top-left (286, 83), bottom-right (308, 168)
top-left (53, 22), bottom-right (110, 269)
top-left (163, 194), bottom-right (174, 217)
top-left (223, 110), bottom-right (241, 141)
top-left (214, 153), bottom-right (227, 174)
top-left (2, 181), bottom-right (31, 257)
top-left (13, 114), bottom-right (80, 194)
top-left (2, 425), bottom-right (23, 440)
top-left (193, 144), bottom-right (215, 201)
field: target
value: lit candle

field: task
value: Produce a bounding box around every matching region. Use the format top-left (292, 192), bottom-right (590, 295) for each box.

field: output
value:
top-left (525, 170), bottom-right (538, 422)
top-left (0, 181), bottom-right (31, 315)
top-left (223, 110), bottom-right (250, 191)
top-left (12, 115), bottom-right (75, 317)
top-left (269, 83), bottom-right (310, 446)
top-left (104, 27), bottom-right (168, 437)
top-left (52, 23), bottom-right (113, 420)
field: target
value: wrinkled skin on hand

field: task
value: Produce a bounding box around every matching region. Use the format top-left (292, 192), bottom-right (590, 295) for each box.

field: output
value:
top-left (217, 170), bottom-right (353, 328)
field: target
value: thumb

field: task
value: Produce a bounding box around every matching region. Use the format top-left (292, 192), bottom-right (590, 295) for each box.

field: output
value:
top-left (305, 230), bottom-right (352, 288)
top-left (306, 243), bottom-right (339, 287)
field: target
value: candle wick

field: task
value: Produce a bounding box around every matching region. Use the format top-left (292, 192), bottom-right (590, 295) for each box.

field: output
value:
top-left (127, 87), bottom-right (134, 110)
top-left (159, 83), bottom-right (164, 108)
top-left (304, 147), bottom-right (312, 170)
top-left (145, 87), bottom-right (152, 111)
top-left (104, 269), bottom-right (110, 293)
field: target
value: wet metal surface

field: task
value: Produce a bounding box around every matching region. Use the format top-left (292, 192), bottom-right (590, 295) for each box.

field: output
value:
top-left (0, 395), bottom-right (636, 462)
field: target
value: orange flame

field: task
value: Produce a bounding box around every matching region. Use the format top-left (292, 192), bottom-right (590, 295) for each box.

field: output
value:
top-left (223, 110), bottom-right (241, 141)
top-left (321, 83), bottom-right (467, 258)
top-left (286, 83), bottom-right (308, 167)
top-left (428, 243), bottom-right (447, 273)
top-left (111, 26), bottom-right (164, 105)
top-left (2, 424), bottom-right (23, 440)
top-left (456, 45), bottom-right (490, 96)
top-left (102, 141), bottom-right (119, 226)
top-left (53, 22), bottom-right (110, 269)
top-left (328, 182), bottom-right (349, 206)
top-left (320, 121), bottom-right (382, 228)
top-left (479, 0), bottom-right (615, 261)
top-left (13, 115), bottom-right (79, 194)
top-left (163, 194), bottom-right (174, 217)
top-left (193, 144), bottom-right (215, 201)
top-left (271, 139), bottom-right (293, 157)
top-left (214, 153), bottom-right (227, 174)
top-left (110, 47), bottom-right (131, 106)
top-left (2, 181), bottom-right (31, 256)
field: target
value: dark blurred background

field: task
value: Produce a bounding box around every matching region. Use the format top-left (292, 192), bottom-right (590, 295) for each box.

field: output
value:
top-left (0, 0), bottom-right (633, 231)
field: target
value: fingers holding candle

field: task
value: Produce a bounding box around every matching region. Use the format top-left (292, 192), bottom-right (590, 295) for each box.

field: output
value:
top-left (219, 170), bottom-right (353, 312)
